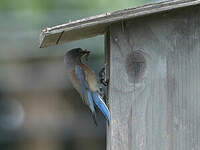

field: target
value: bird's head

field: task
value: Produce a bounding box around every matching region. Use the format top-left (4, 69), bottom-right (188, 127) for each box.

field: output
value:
top-left (64, 48), bottom-right (90, 64)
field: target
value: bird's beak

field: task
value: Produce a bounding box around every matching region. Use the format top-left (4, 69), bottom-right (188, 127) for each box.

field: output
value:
top-left (81, 49), bottom-right (90, 61)
top-left (83, 49), bottom-right (90, 54)
top-left (81, 49), bottom-right (90, 55)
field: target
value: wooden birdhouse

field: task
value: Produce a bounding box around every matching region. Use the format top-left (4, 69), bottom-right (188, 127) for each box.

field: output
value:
top-left (40, 0), bottom-right (200, 149)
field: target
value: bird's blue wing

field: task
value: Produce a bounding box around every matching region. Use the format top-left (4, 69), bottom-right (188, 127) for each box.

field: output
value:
top-left (75, 65), bottom-right (89, 89)
top-left (74, 65), bottom-right (95, 107)
top-left (75, 65), bottom-right (97, 125)
top-left (86, 90), bottom-right (97, 125)
top-left (75, 64), bottom-right (110, 123)
top-left (74, 65), bottom-right (87, 101)
top-left (92, 92), bottom-right (110, 122)
top-left (86, 90), bottom-right (95, 113)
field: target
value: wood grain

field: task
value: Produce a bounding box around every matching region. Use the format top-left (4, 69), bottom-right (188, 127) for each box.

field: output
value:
top-left (107, 5), bottom-right (200, 150)
top-left (40, 0), bottom-right (200, 48)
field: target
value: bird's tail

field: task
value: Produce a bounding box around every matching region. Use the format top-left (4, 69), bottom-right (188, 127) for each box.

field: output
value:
top-left (92, 92), bottom-right (110, 122)
top-left (86, 90), bottom-right (98, 126)
top-left (92, 112), bottom-right (98, 126)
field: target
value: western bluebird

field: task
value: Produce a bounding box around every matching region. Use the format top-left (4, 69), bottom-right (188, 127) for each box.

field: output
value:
top-left (64, 48), bottom-right (110, 125)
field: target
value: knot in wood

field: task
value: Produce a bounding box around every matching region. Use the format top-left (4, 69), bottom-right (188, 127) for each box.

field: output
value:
top-left (125, 50), bottom-right (146, 83)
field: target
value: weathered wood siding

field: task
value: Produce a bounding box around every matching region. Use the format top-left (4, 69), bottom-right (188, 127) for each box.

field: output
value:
top-left (107, 6), bottom-right (200, 150)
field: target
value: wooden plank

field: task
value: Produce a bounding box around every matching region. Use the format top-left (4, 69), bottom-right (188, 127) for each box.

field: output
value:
top-left (108, 5), bottom-right (200, 150)
top-left (40, 0), bottom-right (200, 48)
top-left (104, 30), bottom-right (110, 84)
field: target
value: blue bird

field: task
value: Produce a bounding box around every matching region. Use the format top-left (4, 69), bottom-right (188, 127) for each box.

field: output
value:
top-left (64, 48), bottom-right (110, 125)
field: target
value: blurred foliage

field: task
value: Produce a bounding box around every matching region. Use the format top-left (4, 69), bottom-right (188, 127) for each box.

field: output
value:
top-left (0, 0), bottom-right (158, 11)
top-left (0, 0), bottom-right (161, 150)
top-left (0, 0), bottom-right (160, 60)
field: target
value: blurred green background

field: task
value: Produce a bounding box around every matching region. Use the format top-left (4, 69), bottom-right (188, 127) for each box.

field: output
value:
top-left (0, 0), bottom-right (161, 150)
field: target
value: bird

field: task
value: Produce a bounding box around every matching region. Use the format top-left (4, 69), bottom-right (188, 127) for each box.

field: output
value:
top-left (64, 48), bottom-right (110, 125)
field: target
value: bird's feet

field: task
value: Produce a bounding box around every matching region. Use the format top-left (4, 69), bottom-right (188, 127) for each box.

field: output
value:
top-left (99, 67), bottom-right (108, 86)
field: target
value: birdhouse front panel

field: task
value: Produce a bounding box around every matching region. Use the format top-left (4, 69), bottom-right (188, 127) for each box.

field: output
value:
top-left (107, 5), bottom-right (200, 150)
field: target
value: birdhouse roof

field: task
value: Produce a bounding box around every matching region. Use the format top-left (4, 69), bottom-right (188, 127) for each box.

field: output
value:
top-left (39, 0), bottom-right (200, 48)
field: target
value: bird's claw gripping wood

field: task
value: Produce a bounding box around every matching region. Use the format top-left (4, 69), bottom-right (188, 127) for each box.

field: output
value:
top-left (99, 67), bottom-right (108, 86)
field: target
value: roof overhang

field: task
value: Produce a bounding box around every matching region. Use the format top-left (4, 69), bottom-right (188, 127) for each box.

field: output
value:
top-left (40, 0), bottom-right (200, 48)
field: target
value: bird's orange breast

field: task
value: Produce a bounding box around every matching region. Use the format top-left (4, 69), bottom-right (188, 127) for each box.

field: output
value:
top-left (79, 63), bottom-right (98, 92)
